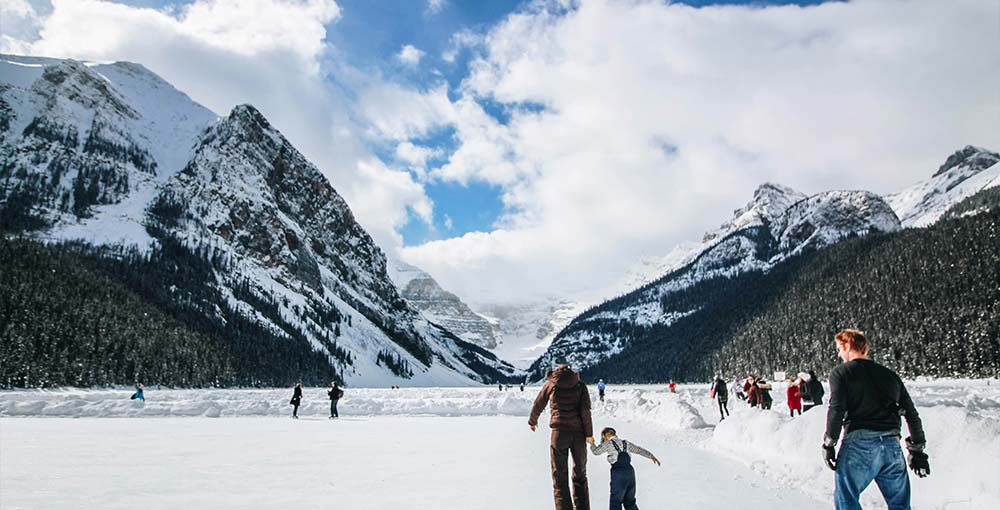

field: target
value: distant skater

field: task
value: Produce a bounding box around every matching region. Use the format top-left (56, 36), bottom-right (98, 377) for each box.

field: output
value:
top-left (328, 382), bottom-right (344, 419)
top-left (787, 376), bottom-right (802, 417)
top-left (711, 377), bottom-right (730, 420)
top-left (803, 370), bottom-right (825, 411)
top-left (757, 378), bottom-right (773, 410)
top-left (130, 384), bottom-right (145, 401)
top-left (597, 379), bottom-right (606, 402)
top-left (520, 383), bottom-right (525, 392)
top-left (290, 383), bottom-right (303, 419)
top-left (588, 427), bottom-right (661, 510)
top-left (731, 376), bottom-right (745, 401)
top-left (667, 381), bottom-right (676, 393)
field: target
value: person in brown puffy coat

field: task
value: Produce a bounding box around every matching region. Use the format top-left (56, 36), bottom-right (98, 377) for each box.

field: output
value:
top-left (529, 364), bottom-right (595, 510)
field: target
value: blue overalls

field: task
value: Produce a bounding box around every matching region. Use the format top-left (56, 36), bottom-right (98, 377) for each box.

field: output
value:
top-left (610, 440), bottom-right (639, 510)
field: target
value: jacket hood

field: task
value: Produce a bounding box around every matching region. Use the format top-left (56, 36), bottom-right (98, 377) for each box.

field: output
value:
top-left (549, 365), bottom-right (580, 389)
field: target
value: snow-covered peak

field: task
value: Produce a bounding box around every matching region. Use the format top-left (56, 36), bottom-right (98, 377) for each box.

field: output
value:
top-left (934, 145), bottom-right (999, 177)
top-left (704, 182), bottom-right (807, 243)
top-left (770, 190), bottom-right (900, 254)
top-left (887, 146), bottom-right (1000, 227)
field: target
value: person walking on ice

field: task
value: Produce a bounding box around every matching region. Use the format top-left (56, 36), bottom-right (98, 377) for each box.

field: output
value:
top-left (822, 329), bottom-right (929, 510)
top-left (711, 376), bottom-right (729, 420)
top-left (597, 379), bottom-right (606, 402)
top-left (290, 383), bottom-right (303, 419)
top-left (588, 427), bottom-right (660, 510)
top-left (327, 382), bottom-right (344, 419)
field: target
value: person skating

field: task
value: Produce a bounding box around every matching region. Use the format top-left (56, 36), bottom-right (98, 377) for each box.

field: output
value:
top-left (130, 384), bottom-right (145, 402)
top-left (597, 379), bottom-right (606, 402)
top-left (667, 381), bottom-right (676, 393)
top-left (822, 329), bottom-right (929, 510)
top-left (711, 376), bottom-right (730, 420)
top-left (290, 383), bottom-right (303, 419)
top-left (529, 364), bottom-right (594, 510)
top-left (803, 370), bottom-right (826, 411)
top-left (520, 383), bottom-right (525, 392)
top-left (327, 382), bottom-right (344, 419)
top-left (757, 378), bottom-right (774, 410)
top-left (787, 376), bottom-right (803, 417)
top-left (731, 376), bottom-right (745, 401)
top-left (746, 376), bottom-right (760, 408)
top-left (588, 427), bottom-right (660, 510)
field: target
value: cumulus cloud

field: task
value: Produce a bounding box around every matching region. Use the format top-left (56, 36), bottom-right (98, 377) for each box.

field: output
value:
top-left (4, 0), bottom-right (431, 251)
top-left (396, 44), bottom-right (425, 66)
top-left (401, 0), bottom-right (1000, 304)
top-left (425, 0), bottom-right (447, 16)
top-left (358, 82), bottom-right (455, 140)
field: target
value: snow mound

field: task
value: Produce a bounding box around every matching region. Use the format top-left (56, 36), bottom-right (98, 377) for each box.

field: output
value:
top-left (708, 381), bottom-right (1000, 510)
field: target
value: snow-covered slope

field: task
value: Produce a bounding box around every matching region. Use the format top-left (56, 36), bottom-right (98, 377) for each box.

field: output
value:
top-left (886, 146), bottom-right (1000, 227)
top-left (0, 54), bottom-right (218, 245)
top-left (1, 55), bottom-right (515, 387)
top-left (388, 260), bottom-right (500, 349)
top-left (532, 188), bottom-right (901, 375)
top-left (473, 299), bottom-right (587, 370)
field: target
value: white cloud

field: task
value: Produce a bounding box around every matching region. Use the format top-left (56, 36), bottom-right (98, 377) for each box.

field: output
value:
top-left (396, 44), bottom-right (425, 66)
top-left (395, 141), bottom-right (441, 177)
top-left (425, 0), bottom-right (447, 17)
top-left (401, 0), bottom-right (1000, 304)
top-left (358, 82), bottom-right (455, 140)
top-left (443, 214), bottom-right (453, 230)
top-left (442, 29), bottom-right (483, 63)
top-left (4, 0), bottom-right (432, 252)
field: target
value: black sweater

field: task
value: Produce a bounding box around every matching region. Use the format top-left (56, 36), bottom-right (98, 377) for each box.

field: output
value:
top-left (824, 359), bottom-right (925, 445)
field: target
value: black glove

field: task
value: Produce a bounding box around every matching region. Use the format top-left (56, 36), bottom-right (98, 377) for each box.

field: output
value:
top-left (905, 437), bottom-right (930, 478)
top-left (822, 444), bottom-right (837, 471)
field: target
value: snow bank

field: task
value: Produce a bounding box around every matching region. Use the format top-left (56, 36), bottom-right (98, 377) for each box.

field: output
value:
top-left (0, 386), bottom-right (709, 430)
top-left (708, 380), bottom-right (1000, 510)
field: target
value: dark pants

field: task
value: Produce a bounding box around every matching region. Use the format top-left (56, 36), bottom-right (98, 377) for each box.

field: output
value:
top-left (330, 400), bottom-right (339, 418)
top-left (551, 430), bottom-right (590, 510)
top-left (789, 407), bottom-right (801, 417)
top-left (610, 466), bottom-right (638, 510)
top-left (718, 399), bottom-right (730, 419)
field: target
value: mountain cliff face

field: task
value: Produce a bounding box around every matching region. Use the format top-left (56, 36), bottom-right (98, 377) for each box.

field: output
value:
top-left (0, 54), bottom-right (515, 387)
top-left (531, 186), bottom-right (901, 376)
top-left (389, 261), bottom-right (500, 350)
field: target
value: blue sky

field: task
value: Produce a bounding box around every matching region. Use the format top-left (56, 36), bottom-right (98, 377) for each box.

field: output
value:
top-left (320, 0), bottom-right (842, 246)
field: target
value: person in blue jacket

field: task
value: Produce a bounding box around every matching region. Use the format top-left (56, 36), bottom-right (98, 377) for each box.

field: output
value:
top-left (597, 379), bottom-right (607, 402)
top-left (130, 384), bottom-right (144, 401)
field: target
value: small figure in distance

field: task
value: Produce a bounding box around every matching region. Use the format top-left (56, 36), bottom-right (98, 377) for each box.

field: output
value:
top-left (328, 382), bottom-right (344, 419)
top-left (130, 384), bottom-right (144, 402)
top-left (711, 376), bottom-right (729, 420)
top-left (787, 376), bottom-right (803, 417)
top-left (597, 379), bottom-right (606, 402)
top-left (290, 382), bottom-right (303, 419)
top-left (667, 381), bottom-right (676, 393)
top-left (588, 427), bottom-right (660, 510)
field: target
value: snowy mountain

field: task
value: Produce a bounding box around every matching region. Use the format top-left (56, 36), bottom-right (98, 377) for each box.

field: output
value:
top-left (472, 299), bottom-right (586, 370)
top-left (886, 146), bottom-right (1000, 227)
top-left (531, 187), bottom-right (901, 376)
top-left (388, 260), bottom-right (500, 349)
top-left (0, 54), bottom-right (515, 387)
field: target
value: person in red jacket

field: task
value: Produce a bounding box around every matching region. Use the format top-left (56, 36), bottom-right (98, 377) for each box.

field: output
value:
top-left (529, 364), bottom-right (594, 510)
top-left (787, 376), bottom-right (803, 417)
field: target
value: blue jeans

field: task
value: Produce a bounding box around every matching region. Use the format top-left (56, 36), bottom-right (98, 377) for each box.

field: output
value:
top-left (609, 466), bottom-right (638, 510)
top-left (835, 435), bottom-right (911, 510)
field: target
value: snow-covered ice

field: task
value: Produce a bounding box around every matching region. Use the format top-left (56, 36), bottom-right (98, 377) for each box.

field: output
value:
top-left (2, 380), bottom-right (997, 509)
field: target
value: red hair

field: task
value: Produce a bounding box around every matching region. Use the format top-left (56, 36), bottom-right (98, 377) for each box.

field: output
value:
top-left (835, 329), bottom-right (870, 355)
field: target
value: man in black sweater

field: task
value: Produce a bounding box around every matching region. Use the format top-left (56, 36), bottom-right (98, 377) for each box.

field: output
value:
top-left (823, 329), bottom-right (930, 510)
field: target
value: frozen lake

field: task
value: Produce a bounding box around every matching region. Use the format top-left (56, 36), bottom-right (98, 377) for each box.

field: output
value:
top-left (2, 381), bottom-right (998, 509)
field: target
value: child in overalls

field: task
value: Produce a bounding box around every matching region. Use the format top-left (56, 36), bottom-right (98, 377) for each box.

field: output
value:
top-left (588, 427), bottom-right (661, 510)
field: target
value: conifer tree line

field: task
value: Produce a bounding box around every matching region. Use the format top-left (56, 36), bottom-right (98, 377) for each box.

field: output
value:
top-left (0, 233), bottom-right (343, 388)
top-left (576, 207), bottom-right (1000, 383)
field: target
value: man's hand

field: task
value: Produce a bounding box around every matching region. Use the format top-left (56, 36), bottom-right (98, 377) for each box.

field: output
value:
top-left (585, 436), bottom-right (595, 445)
top-left (651, 455), bottom-right (661, 466)
top-left (529, 424), bottom-right (536, 432)
top-left (905, 438), bottom-right (930, 478)
top-left (822, 445), bottom-right (837, 471)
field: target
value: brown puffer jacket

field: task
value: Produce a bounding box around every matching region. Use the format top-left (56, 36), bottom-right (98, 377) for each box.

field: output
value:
top-left (528, 366), bottom-right (593, 437)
